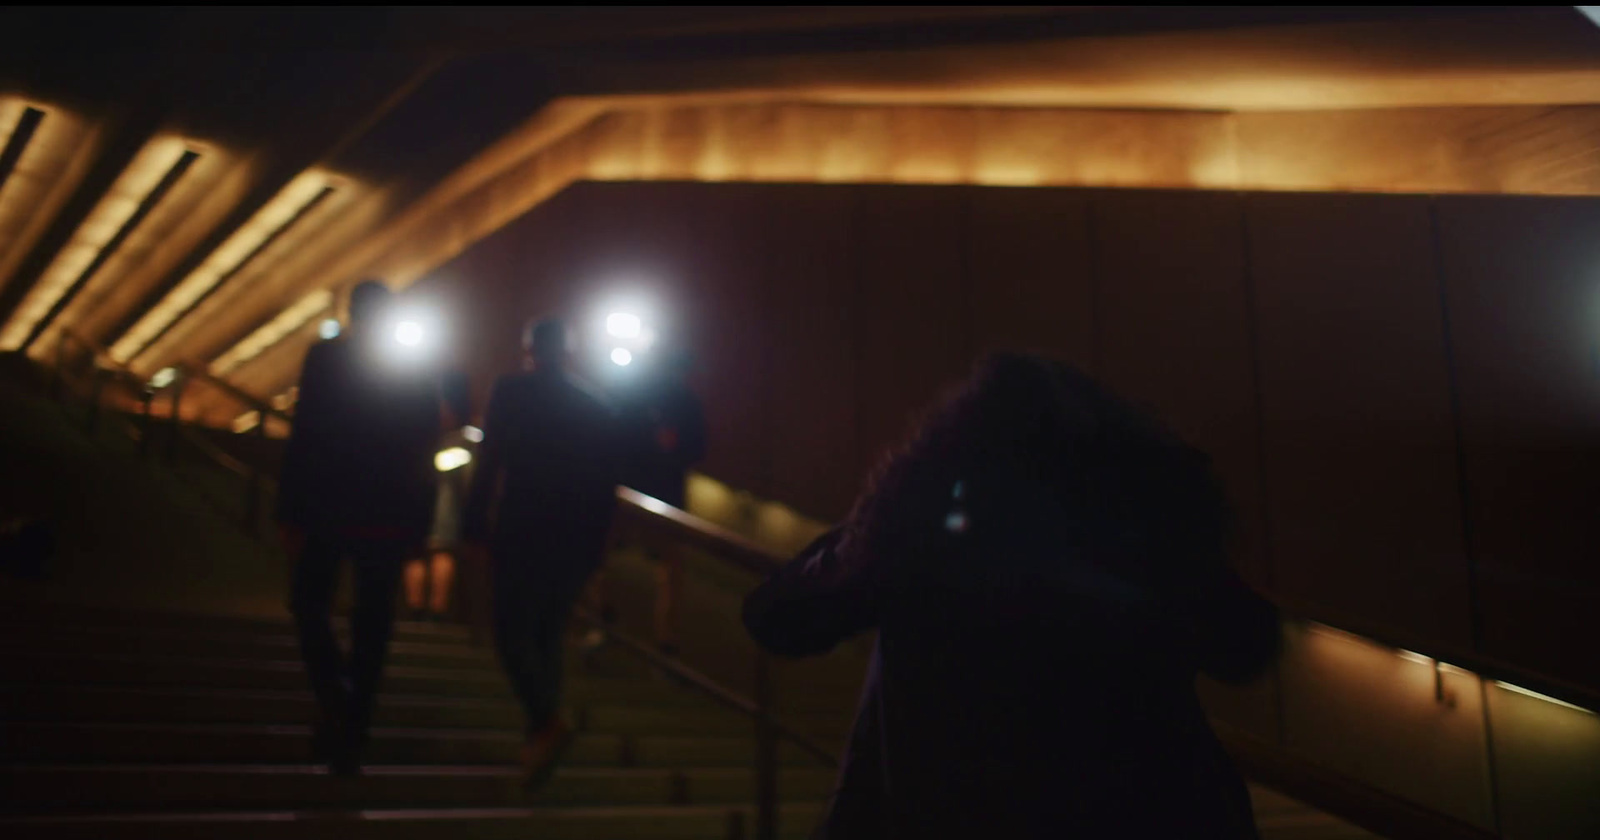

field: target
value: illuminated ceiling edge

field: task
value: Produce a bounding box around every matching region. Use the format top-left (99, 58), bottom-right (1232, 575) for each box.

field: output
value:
top-left (200, 93), bottom-right (1600, 401)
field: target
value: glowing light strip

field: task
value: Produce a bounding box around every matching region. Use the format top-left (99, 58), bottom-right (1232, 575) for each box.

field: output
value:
top-left (0, 136), bottom-right (193, 351)
top-left (110, 169), bottom-right (335, 364)
top-left (0, 99), bottom-right (25, 155)
top-left (1494, 681), bottom-right (1596, 715)
top-left (208, 289), bottom-right (333, 376)
top-left (232, 410), bottom-right (261, 434)
top-left (0, 99), bottom-right (42, 185)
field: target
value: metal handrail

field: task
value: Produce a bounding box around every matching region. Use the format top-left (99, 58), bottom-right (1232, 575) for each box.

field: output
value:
top-left (54, 328), bottom-right (282, 534)
top-left (573, 604), bottom-right (838, 767)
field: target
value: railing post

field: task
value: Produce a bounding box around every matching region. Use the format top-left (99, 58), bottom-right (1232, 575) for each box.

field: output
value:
top-left (139, 387), bottom-right (156, 457)
top-left (52, 334), bottom-right (69, 404)
top-left (85, 367), bottom-right (107, 435)
top-left (244, 412), bottom-right (267, 536)
top-left (753, 649), bottom-right (778, 840)
top-left (165, 371), bottom-right (185, 463)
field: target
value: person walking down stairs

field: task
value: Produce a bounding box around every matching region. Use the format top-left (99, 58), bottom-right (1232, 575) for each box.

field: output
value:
top-left (461, 316), bottom-right (625, 792)
top-left (277, 280), bottom-right (445, 776)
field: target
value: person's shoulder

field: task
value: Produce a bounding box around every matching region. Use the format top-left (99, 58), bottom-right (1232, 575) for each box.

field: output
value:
top-left (300, 337), bottom-right (349, 374)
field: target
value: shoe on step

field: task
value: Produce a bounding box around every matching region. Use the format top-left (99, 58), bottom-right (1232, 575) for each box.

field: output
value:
top-left (519, 719), bottom-right (575, 793)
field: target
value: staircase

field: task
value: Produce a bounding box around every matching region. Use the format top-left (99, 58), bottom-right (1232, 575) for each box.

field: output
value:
top-left (0, 602), bottom-right (1391, 840)
top-left (0, 607), bottom-right (838, 839)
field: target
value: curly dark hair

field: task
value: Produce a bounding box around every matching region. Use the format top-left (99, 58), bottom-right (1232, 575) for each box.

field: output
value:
top-left (840, 352), bottom-right (1229, 587)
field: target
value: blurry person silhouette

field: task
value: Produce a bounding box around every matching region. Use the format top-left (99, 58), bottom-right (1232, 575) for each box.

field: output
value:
top-left (743, 353), bottom-right (1281, 839)
top-left (405, 369), bottom-right (473, 622)
top-left (614, 345), bottom-right (706, 658)
top-left (461, 317), bottom-right (623, 791)
top-left (277, 280), bottom-right (444, 776)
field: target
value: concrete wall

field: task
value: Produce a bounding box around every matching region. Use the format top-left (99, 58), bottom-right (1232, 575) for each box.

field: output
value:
top-left (417, 181), bottom-right (1600, 699)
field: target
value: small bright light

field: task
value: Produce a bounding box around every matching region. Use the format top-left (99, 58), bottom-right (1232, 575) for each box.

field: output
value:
top-left (462, 425), bottom-right (483, 443)
top-left (148, 367), bottom-right (177, 389)
top-left (395, 320), bottom-right (424, 347)
top-left (434, 447), bottom-right (472, 472)
top-left (232, 411), bottom-right (261, 434)
top-left (606, 312), bottom-right (642, 339)
top-left (319, 318), bottom-right (341, 340)
top-left (611, 347), bottom-right (633, 366)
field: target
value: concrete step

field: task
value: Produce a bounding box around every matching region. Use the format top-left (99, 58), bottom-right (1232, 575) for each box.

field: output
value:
top-left (0, 803), bottom-right (824, 840)
top-left (3, 684), bottom-right (855, 736)
top-left (2, 651), bottom-right (509, 699)
top-left (1, 625), bottom-right (498, 670)
top-left (0, 650), bottom-right (861, 715)
top-left (0, 764), bottom-right (839, 813)
top-left (0, 604), bottom-right (473, 646)
top-left (3, 722), bottom-right (838, 768)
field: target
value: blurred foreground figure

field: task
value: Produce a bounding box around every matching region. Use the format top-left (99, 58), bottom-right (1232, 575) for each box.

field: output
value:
top-left (462, 317), bottom-right (621, 790)
top-left (278, 280), bottom-right (443, 775)
top-left (744, 353), bottom-right (1281, 839)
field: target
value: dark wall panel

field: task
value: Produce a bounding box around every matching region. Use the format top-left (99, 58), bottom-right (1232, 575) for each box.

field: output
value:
top-left (761, 186), bottom-right (862, 519)
top-left (1091, 191), bottom-right (1268, 584)
top-left (663, 183), bottom-right (774, 496)
top-left (1435, 195), bottom-right (1600, 687)
top-left (1249, 193), bottom-right (1471, 648)
top-left (850, 185), bottom-right (972, 483)
top-left (966, 187), bottom-right (1095, 369)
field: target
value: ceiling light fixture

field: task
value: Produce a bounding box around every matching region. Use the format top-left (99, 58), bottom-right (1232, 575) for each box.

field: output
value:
top-left (110, 169), bottom-right (337, 365)
top-left (0, 136), bottom-right (197, 351)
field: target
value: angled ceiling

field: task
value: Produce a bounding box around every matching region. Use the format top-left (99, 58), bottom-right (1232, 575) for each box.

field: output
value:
top-left (0, 5), bottom-right (1597, 427)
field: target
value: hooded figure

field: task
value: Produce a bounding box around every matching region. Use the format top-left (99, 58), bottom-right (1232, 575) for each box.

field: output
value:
top-left (743, 353), bottom-right (1280, 839)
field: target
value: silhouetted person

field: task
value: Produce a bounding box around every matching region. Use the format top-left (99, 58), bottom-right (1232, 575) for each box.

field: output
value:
top-left (461, 317), bottom-right (622, 790)
top-left (277, 280), bottom-right (443, 775)
top-left (618, 347), bottom-right (706, 655)
top-left (743, 353), bottom-right (1281, 839)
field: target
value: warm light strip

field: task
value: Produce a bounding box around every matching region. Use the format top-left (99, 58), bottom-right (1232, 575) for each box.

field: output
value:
top-left (0, 98), bottom-right (33, 171)
top-left (109, 169), bottom-right (335, 364)
top-left (0, 100), bottom-right (19, 141)
top-left (232, 410), bottom-right (261, 434)
top-left (208, 289), bottom-right (333, 376)
top-left (0, 136), bottom-right (193, 351)
top-left (1493, 681), bottom-right (1596, 715)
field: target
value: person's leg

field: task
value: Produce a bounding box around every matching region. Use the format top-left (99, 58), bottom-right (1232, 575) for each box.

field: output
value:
top-left (428, 550), bottom-right (455, 617)
top-left (345, 539), bottom-right (407, 765)
top-left (491, 557), bottom-right (546, 733)
top-left (515, 555), bottom-right (593, 790)
top-left (288, 533), bottom-right (348, 760)
top-left (402, 556), bottom-right (427, 617)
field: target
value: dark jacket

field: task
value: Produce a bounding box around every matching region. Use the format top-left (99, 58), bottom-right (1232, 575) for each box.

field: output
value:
top-left (276, 337), bottom-right (442, 539)
top-left (743, 469), bottom-right (1280, 839)
top-left (461, 368), bottom-right (623, 551)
